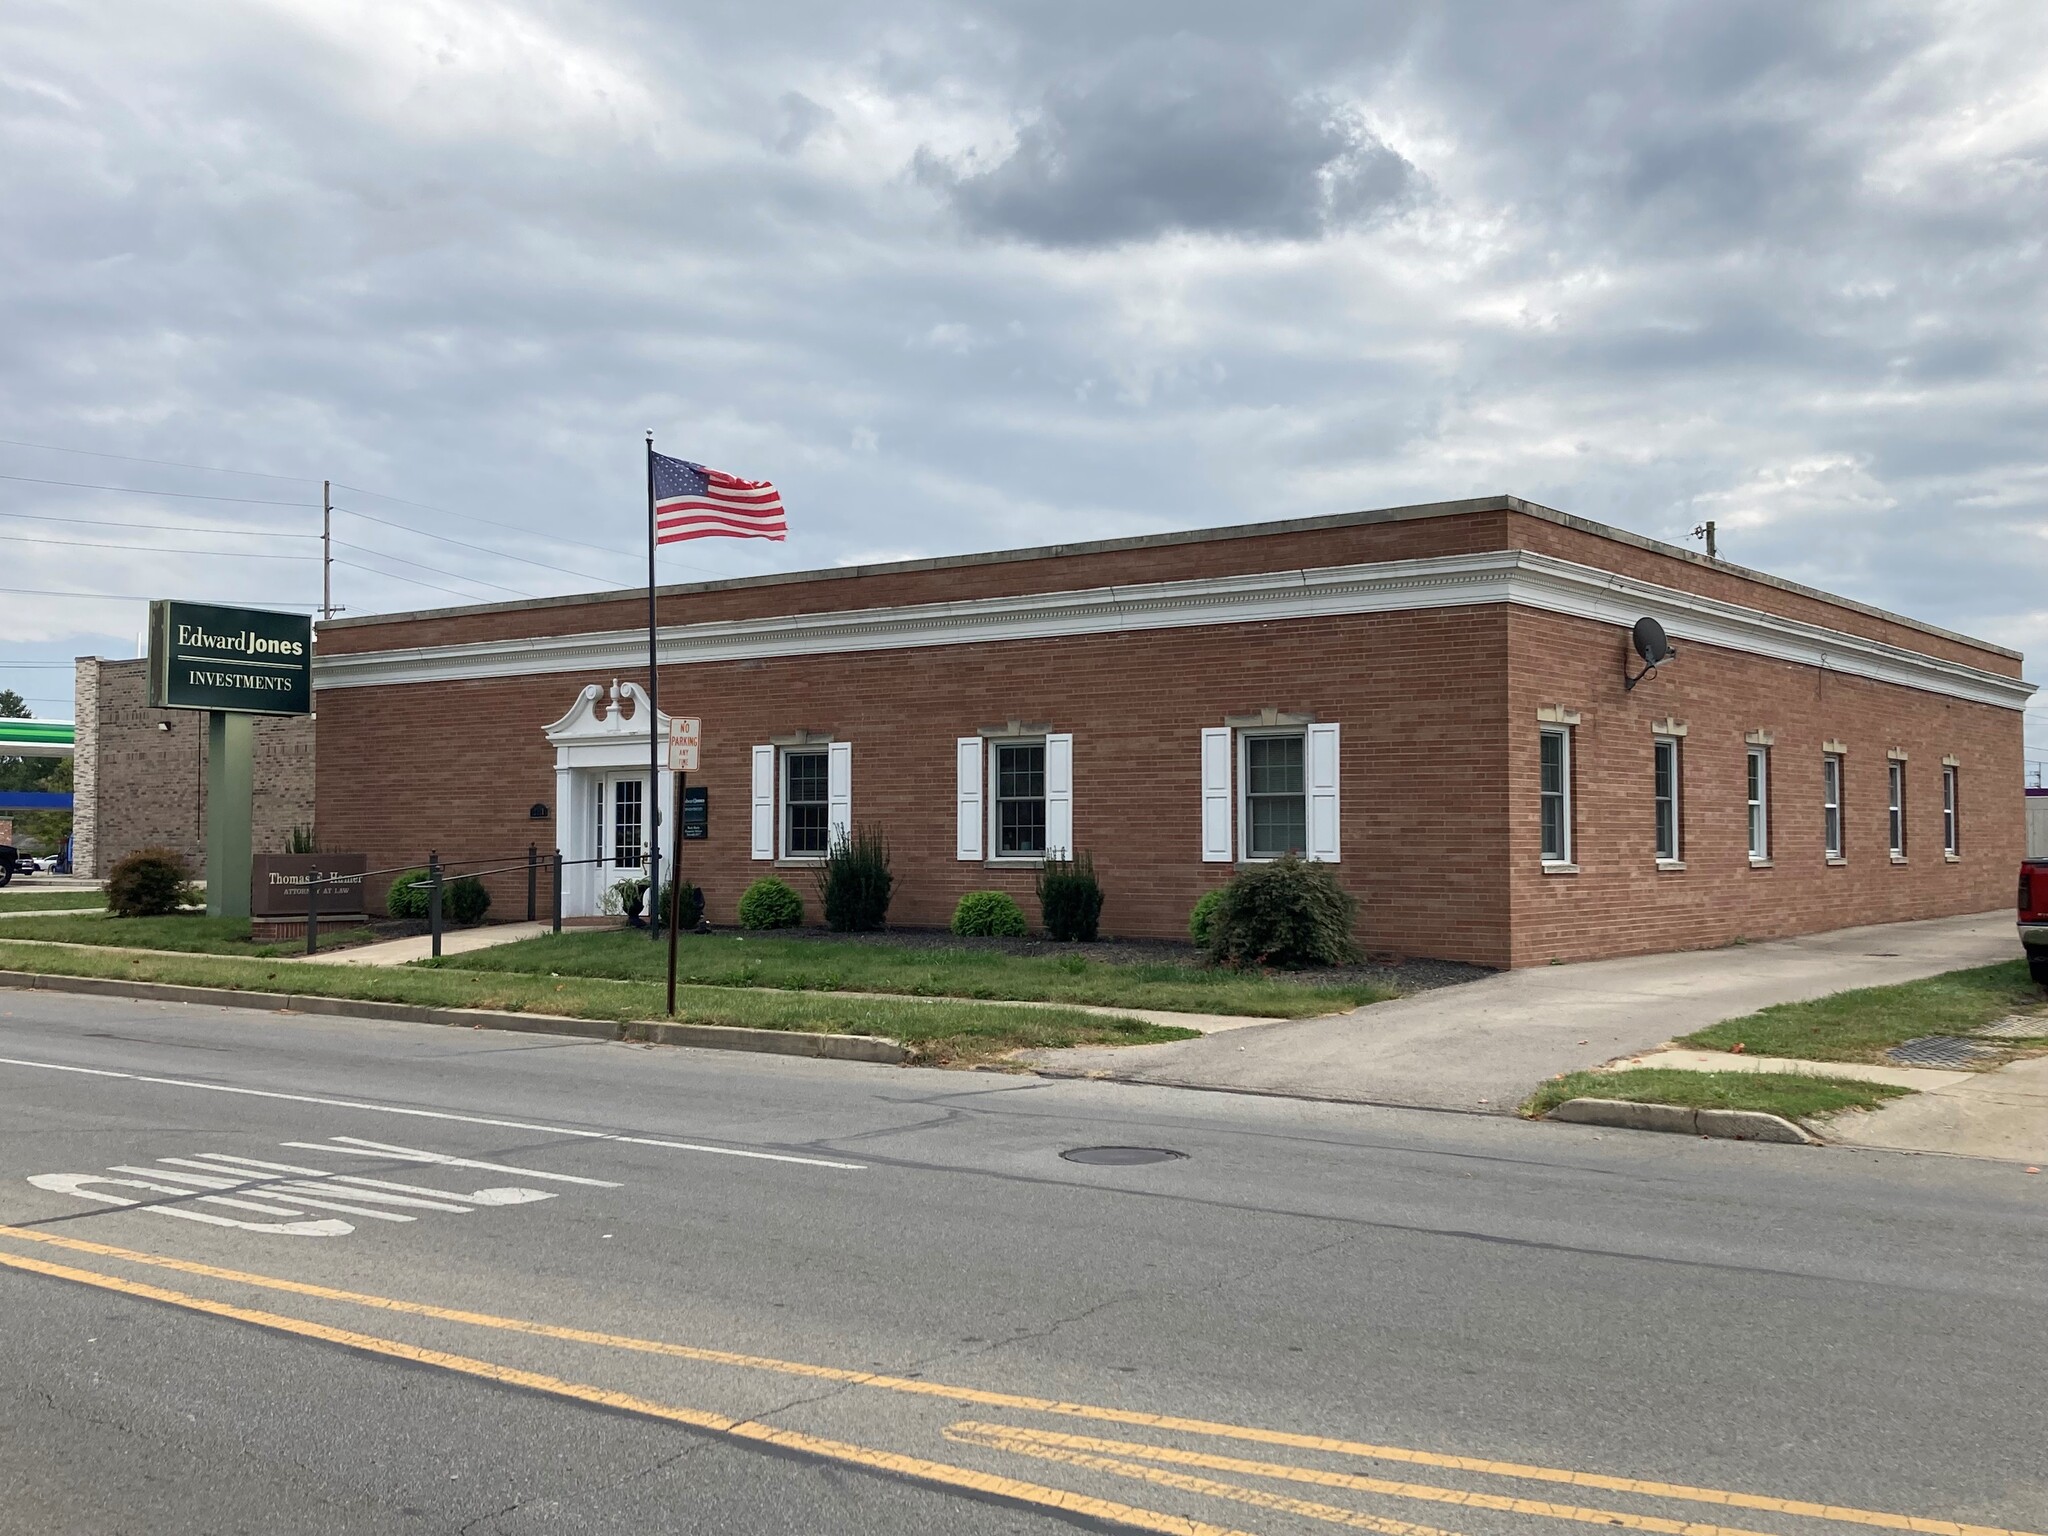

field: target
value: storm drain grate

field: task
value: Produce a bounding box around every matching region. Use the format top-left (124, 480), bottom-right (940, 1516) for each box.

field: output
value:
top-left (1976, 1016), bottom-right (2048, 1040)
top-left (1060, 1146), bottom-right (1187, 1166)
top-left (1886, 1036), bottom-right (1999, 1069)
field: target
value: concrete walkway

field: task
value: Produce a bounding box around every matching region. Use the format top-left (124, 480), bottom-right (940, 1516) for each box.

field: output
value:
top-left (1603, 1045), bottom-right (1972, 1091)
top-left (1022, 910), bottom-right (2020, 1112)
top-left (295, 921), bottom-right (558, 967)
top-left (1822, 1053), bottom-right (2048, 1164)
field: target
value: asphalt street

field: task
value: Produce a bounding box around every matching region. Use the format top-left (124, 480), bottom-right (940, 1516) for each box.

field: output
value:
top-left (3, 989), bottom-right (2046, 1536)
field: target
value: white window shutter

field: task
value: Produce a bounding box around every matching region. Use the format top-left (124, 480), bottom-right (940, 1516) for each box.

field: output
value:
top-left (827, 740), bottom-right (853, 847)
top-left (749, 745), bottom-right (775, 861)
top-left (1201, 727), bottom-right (1233, 863)
top-left (1306, 722), bottom-right (1341, 862)
top-left (955, 737), bottom-right (984, 860)
top-left (1045, 733), bottom-right (1074, 858)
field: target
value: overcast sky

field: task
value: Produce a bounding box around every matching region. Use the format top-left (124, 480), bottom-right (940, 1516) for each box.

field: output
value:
top-left (4, 1), bottom-right (2047, 763)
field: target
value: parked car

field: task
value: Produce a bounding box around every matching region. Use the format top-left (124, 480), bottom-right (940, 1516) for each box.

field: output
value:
top-left (0, 842), bottom-right (16, 887)
top-left (2019, 859), bottom-right (2048, 984)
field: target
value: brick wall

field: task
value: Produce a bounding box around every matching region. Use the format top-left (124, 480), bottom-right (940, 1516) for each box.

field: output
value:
top-left (316, 607), bottom-right (1515, 961)
top-left (1504, 606), bottom-right (2021, 965)
top-left (72, 658), bottom-right (316, 878)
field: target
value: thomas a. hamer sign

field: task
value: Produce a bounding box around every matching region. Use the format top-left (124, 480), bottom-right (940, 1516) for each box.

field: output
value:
top-left (148, 600), bottom-right (312, 716)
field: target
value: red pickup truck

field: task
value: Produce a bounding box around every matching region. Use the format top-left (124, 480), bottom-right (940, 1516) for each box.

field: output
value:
top-left (2019, 859), bottom-right (2048, 983)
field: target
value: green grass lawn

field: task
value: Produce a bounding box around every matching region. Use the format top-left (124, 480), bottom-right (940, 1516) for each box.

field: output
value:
top-left (0, 912), bottom-right (373, 956)
top-left (434, 929), bottom-right (1393, 1017)
top-left (0, 940), bottom-right (1191, 1065)
top-left (0, 890), bottom-right (106, 913)
top-left (1681, 960), bottom-right (2048, 1063)
top-left (1526, 1068), bottom-right (1910, 1120)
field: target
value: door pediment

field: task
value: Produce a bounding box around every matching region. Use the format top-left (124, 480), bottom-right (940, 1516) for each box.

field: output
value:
top-left (545, 680), bottom-right (670, 771)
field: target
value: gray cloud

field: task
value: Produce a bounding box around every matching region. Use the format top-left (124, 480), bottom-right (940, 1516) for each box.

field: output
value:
top-left (916, 34), bottom-right (1416, 246)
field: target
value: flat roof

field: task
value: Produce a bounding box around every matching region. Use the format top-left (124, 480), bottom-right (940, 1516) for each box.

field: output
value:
top-left (319, 492), bottom-right (2020, 661)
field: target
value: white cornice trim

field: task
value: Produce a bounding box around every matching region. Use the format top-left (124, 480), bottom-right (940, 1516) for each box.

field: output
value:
top-left (313, 549), bottom-right (2035, 712)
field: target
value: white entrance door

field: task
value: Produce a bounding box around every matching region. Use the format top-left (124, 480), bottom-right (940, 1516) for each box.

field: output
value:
top-left (601, 774), bottom-right (649, 883)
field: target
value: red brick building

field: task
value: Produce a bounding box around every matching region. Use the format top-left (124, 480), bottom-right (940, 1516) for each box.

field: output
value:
top-left (312, 495), bottom-right (2029, 967)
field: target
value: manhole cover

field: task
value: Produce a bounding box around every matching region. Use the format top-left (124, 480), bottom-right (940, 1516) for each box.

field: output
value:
top-left (1977, 1016), bottom-right (2048, 1040)
top-left (1060, 1146), bottom-right (1187, 1166)
top-left (1866, 952), bottom-right (1901, 959)
top-left (1887, 1036), bottom-right (1998, 1069)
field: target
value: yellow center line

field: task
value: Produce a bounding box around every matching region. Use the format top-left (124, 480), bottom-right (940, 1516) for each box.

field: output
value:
top-left (947, 1423), bottom-right (1781, 1536)
top-left (944, 1427), bottom-right (1466, 1536)
top-left (0, 1245), bottom-right (1255, 1536)
top-left (0, 1224), bottom-right (2031, 1536)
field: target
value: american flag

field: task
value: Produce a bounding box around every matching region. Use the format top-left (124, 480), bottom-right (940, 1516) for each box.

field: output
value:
top-left (652, 451), bottom-right (787, 543)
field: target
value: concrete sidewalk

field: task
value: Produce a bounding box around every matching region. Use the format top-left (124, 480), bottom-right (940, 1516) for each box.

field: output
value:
top-left (1022, 910), bottom-right (2020, 1112)
top-left (1821, 1054), bottom-right (2048, 1164)
top-left (296, 920), bottom-right (558, 967)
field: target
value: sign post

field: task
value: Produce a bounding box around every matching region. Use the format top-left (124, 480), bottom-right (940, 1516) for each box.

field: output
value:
top-left (665, 717), bottom-right (701, 1014)
top-left (147, 600), bottom-right (314, 919)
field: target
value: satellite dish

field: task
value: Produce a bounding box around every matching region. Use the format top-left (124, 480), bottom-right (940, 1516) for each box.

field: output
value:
top-left (1624, 617), bottom-right (1677, 691)
top-left (1632, 617), bottom-right (1673, 665)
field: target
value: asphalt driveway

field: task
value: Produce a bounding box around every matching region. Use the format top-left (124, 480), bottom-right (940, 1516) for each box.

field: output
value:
top-left (1023, 910), bottom-right (2020, 1112)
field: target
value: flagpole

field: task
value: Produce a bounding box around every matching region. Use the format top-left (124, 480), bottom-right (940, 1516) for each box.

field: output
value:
top-left (645, 430), bottom-right (661, 943)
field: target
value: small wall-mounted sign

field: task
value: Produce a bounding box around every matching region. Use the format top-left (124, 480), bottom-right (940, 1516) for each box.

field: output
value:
top-left (529, 803), bottom-right (549, 820)
top-left (681, 785), bottom-right (708, 840)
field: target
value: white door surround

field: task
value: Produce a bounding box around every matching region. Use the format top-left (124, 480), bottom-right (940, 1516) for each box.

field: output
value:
top-left (543, 681), bottom-right (675, 918)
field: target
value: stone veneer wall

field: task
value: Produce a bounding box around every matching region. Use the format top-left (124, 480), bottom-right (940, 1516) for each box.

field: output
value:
top-left (72, 657), bottom-right (315, 879)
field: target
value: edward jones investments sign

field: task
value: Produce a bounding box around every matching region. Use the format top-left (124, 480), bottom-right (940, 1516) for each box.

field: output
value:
top-left (148, 601), bottom-right (313, 716)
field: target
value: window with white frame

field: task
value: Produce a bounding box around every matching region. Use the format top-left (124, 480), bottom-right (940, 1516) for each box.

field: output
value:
top-left (1653, 736), bottom-right (1681, 862)
top-left (956, 733), bottom-right (1072, 861)
top-left (783, 749), bottom-right (830, 858)
top-left (1540, 726), bottom-right (1572, 863)
top-left (993, 740), bottom-right (1047, 856)
top-left (1943, 764), bottom-right (1958, 856)
top-left (1888, 759), bottom-right (1906, 857)
top-left (1746, 746), bottom-right (1770, 860)
top-left (1199, 722), bottom-right (1340, 863)
top-left (751, 740), bottom-right (851, 861)
top-left (1823, 754), bottom-right (1844, 859)
top-left (1243, 732), bottom-right (1308, 860)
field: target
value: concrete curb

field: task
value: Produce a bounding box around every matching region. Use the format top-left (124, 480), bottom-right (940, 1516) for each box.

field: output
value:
top-left (0, 969), bottom-right (908, 1066)
top-left (1547, 1096), bottom-right (1817, 1144)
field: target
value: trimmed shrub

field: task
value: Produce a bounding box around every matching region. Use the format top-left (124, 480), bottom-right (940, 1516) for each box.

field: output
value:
top-left (1036, 852), bottom-right (1104, 942)
top-left (651, 879), bottom-right (705, 930)
top-left (444, 875), bottom-right (491, 925)
top-left (952, 890), bottom-right (1027, 938)
top-left (738, 877), bottom-right (804, 929)
top-left (106, 847), bottom-right (195, 918)
top-left (817, 824), bottom-right (893, 932)
top-left (1204, 854), bottom-right (1358, 969)
top-left (385, 869), bottom-right (432, 919)
top-left (1188, 889), bottom-right (1224, 947)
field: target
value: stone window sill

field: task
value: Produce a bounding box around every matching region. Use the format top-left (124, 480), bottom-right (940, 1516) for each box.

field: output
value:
top-left (1826, 856), bottom-right (1848, 867)
top-left (1541, 861), bottom-right (1579, 876)
top-left (1890, 853), bottom-right (1909, 865)
top-left (1749, 857), bottom-right (1774, 869)
top-left (1944, 852), bottom-right (1961, 864)
top-left (774, 857), bottom-right (825, 869)
top-left (1656, 859), bottom-right (1686, 872)
top-left (984, 858), bottom-right (1046, 870)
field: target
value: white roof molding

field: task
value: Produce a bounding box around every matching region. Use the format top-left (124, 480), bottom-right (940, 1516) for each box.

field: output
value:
top-left (318, 550), bottom-right (2037, 714)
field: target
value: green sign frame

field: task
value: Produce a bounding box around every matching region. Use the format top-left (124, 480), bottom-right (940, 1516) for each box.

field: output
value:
top-left (148, 600), bottom-right (313, 717)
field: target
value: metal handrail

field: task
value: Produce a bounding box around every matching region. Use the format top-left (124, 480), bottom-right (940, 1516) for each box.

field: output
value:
top-left (292, 848), bottom-right (628, 956)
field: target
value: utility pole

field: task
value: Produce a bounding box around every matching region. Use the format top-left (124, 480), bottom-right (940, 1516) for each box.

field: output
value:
top-left (1690, 520), bottom-right (1718, 561)
top-left (322, 479), bottom-right (333, 621)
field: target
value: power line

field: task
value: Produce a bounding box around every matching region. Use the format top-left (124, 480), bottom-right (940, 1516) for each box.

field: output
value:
top-left (0, 507), bottom-right (317, 538)
top-left (0, 584), bottom-right (315, 608)
top-left (0, 662), bottom-right (77, 668)
top-left (332, 505), bottom-right (617, 587)
top-left (330, 540), bottom-right (534, 598)
top-left (0, 530), bottom-right (317, 559)
top-left (0, 436), bottom-right (319, 484)
top-left (0, 471), bottom-right (317, 508)
top-left (330, 560), bottom-right (508, 605)
top-left (332, 481), bottom-right (641, 564)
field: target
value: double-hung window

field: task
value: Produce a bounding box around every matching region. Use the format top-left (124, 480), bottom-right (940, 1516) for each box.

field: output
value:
top-left (1822, 754), bottom-right (1844, 859)
top-left (1888, 760), bottom-right (1907, 858)
top-left (1653, 737), bottom-right (1681, 862)
top-left (993, 740), bottom-right (1047, 857)
top-left (1540, 727), bottom-right (1572, 864)
top-left (1242, 733), bottom-right (1308, 860)
top-left (1942, 764), bottom-right (1959, 857)
top-left (1746, 746), bottom-right (1770, 860)
top-left (782, 749), bottom-right (830, 858)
